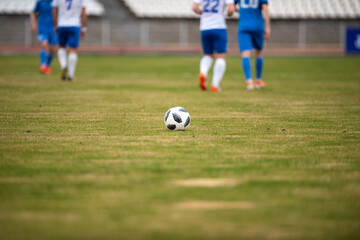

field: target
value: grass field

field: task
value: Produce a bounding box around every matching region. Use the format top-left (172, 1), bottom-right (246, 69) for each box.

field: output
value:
top-left (0, 54), bottom-right (359, 240)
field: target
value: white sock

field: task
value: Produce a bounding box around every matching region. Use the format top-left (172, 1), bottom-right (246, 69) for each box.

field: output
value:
top-left (200, 55), bottom-right (213, 77)
top-left (212, 58), bottom-right (226, 88)
top-left (68, 53), bottom-right (78, 79)
top-left (57, 48), bottom-right (67, 70)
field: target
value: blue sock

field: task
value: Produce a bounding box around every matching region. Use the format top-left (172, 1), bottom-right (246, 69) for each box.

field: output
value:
top-left (256, 57), bottom-right (264, 80)
top-left (242, 57), bottom-right (251, 81)
top-left (47, 54), bottom-right (54, 67)
top-left (39, 50), bottom-right (47, 66)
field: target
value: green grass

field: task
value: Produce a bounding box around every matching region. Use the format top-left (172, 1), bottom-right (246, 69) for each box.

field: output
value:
top-left (0, 54), bottom-right (359, 240)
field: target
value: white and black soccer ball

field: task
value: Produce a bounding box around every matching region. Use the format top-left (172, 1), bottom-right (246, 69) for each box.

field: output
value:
top-left (164, 107), bottom-right (191, 131)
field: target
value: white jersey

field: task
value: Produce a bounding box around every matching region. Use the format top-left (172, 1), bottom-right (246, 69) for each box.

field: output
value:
top-left (52, 0), bottom-right (86, 27)
top-left (194, 0), bottom-right (233, 31)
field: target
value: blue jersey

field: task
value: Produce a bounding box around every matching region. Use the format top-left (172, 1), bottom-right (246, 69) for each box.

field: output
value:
top-left (237, 0), bottom-right (268, 31)
top-left (33, 0), bottom-right (54, 32)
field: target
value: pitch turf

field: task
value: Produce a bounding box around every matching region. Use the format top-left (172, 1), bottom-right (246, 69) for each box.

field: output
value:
top-left (0, 54), bottom-right (359, 240)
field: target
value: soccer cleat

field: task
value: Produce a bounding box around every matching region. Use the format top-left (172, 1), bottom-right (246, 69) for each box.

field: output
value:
top-left (246, 81), bottom-right (255, 90)
top-left (198, 73), bottom-right (207, 91)
top-left (44, 67), bottom-right (52, 74)
top-left (61, 68), bottom-right (67, 81)
top-left (210, 85), bottom-right (221, 92)
top-left (39, 65), bottom-right (47, 74)
top-left (255, 80), bottom-right (265, 89)
top-left (68, 77), bottom-right (73, 82)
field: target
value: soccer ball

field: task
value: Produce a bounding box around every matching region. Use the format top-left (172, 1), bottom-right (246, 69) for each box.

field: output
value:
top-left (164, 106), bottom-right (191, 131)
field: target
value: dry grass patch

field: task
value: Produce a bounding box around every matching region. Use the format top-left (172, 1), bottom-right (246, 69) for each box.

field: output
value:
top-left (174, 201), bottom-right (254, 210)
top-left (6, 211), bottom-right (78, 222)
top-left (171, 178), bottom-right (238, 187)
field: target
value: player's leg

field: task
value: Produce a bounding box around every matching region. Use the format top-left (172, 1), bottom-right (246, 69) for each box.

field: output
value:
top-left (43, 45), bottom-right (56, 74)
top-left (67, 48), bottom-right (78, 81)
top-left (45, 30), bottom-right (58, 73)
top-left (39, 40), bottom-right (49, 73)
top-left (211, 29), bottom-right (227, 92)
top-left (200, 54), bottom-right (213, 79)
top-left (253, 31), bottom-right (266, 89)
top-left (254, 50), bottom-right (265, 89)
top-left (242, 51), bottom-right (254, 90)
top-left (211, 54), bottom-right (226, 92)
top-left (66, 27), bottom-right (81, 81)
top-left (38, 31), bottom-right (49, 74)
top-left (199, 30), bottom-right (214, 91)
top-left (238, 30), bottom-right (254, 90)
top-left (57, 27), bottom-right (68, 80)
top-left (199, 54), bottom-right (212, 90)
top-left (58, 46), bottom-right (68, 80)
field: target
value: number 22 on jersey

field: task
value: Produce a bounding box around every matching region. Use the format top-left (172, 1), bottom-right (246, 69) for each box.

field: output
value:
top-left (203, 0), bottom-right (219, 13)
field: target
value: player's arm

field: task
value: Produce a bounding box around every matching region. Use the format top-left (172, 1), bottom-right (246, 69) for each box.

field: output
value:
top-left (30, 2), bottom-right (39, 33)
top-left (52, 6), bottom-right (58, 34)
top-left (262, 3), bottom-right (271, 40)
top-left (192, 2), bottom-right (202, 15)
top-left (30, 12), bottom-right (37, 33)
top-left (81, 8), bottom-right (87, 38)
top-left (227, 3), bottom-right (235, 17)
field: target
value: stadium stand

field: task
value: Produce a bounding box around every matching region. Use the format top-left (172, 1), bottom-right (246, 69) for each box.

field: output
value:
top-left (0, 0), bottom-right (359, 53)
top-left (0, 0), bottom-right (104, 16)
top-left (122, 0), bottom-right (197, 18)
top-left (122, 0), bottom-right (360, 19)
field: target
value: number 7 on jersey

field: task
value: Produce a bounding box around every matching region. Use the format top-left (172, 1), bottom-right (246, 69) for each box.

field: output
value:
top-left (66, 0), bottom-right (73, 10)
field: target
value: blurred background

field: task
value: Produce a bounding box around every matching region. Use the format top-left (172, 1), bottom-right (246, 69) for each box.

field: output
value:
top-left (0, 0), bottom-right (360, 54)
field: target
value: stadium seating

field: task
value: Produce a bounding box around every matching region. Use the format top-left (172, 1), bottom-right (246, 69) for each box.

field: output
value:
top-left (122, 0), bottom-right (360, 19)
top-left (122, 0), bottom-right (197, 18)
top-left (0, 0), bottom-right (105, 16)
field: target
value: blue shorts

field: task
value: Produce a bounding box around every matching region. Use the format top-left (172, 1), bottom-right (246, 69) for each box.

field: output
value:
top-left (38, 29), bottom-right (57, 45)
top-left (201, 29), bottom-right (228, 54)
top-left (238, 30), bottom-right (264, 52)
top-left (58, 27), bottom-right (80, 48)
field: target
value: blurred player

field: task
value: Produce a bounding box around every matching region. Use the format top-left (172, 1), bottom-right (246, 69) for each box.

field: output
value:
top-left (52, 0), bottom-right (87, 81)
top-left (30, 0), bottom-right (57, 74)
top-left (192, 0), bottom-right (235, 92)
top-left (236, 0), bottom-right (271, 90)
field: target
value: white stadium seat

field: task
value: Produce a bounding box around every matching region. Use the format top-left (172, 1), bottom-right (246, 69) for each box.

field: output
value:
top-left (0, 0), bottom-right (104, 16)
top-left (0, 0), bottom-right (359, 19)
top-left (121, 0), bottom-right (360, 19)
